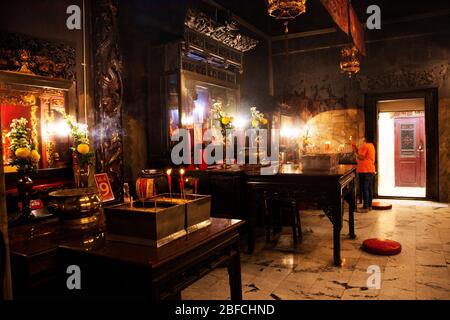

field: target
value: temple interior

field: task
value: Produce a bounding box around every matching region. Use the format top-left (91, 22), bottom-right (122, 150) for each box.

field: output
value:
top-left (0, 0), bottom-right (449, 302)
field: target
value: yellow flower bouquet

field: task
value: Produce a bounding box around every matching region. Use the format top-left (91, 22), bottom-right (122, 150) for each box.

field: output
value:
top-left (6, 118), bottom-right (40, 175)
top-left (250, 107), bottom-right (268, 129)
top-left (211, 102), bottom-right (234, 137)
top-left (59, 111), bottom-right (94, 167)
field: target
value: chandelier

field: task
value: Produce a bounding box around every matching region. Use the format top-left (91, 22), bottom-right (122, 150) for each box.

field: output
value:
top-left (267, 0), bottom-right (307, 20)
top-left (340, 45), bottom-right (361, 77)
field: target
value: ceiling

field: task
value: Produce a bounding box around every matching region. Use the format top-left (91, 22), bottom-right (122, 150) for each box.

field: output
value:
top-left (213, 0), bottom-right (450, 37)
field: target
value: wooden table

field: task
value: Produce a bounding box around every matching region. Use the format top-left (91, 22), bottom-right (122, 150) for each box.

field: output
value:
top-left (8, 217), bottom-right (103, 299)
top-left (57, 217), bottom-right (244, 300)
top-left (246, 164), bottom-right (357, 266)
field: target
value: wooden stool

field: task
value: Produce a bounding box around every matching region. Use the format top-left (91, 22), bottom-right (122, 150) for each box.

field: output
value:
top-left (264, 192), bottom-right (302, 244)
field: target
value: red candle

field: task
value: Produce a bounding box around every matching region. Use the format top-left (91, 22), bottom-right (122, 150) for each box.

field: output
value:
top-left (179, 181), bottom-right (183, 197)
top-left (194, 179), bottom-right (198, 194)
top-left (153, 186), bottom-right (157, 209)
top-left (179, 168), bottom-right (185, 197)
top-left (166, 169), bottom-right (172, 195)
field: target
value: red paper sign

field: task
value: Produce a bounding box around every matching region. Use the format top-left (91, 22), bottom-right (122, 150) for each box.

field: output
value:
top-left (18, 199), bottom-right (44, 211)
top-left (94, 173), bottom-right (115, 202)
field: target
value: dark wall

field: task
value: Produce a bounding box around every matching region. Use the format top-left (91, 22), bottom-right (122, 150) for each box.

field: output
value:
top-left (0, 0), bottom-right (92, 124)
top-left (118, 0), bottom-right (197, 186)
top-left (118, 0), bottom-right (270, 186)
top-left (272, 14), bottom-right (450, 202)
top-left (239, 31), bottom-right (272, 113)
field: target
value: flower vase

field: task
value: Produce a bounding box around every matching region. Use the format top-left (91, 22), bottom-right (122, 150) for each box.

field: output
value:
top-left (256, 130), bottom-right (260, 165)
top-left (76, 164), bottom-right (90, 188)
top-left (17, 174), bottom-right (33, 220)
top-left (72, 153), bottom-right (80, 187)
top-left (73, 153), bottom-right (89, 188)
top-left (222, 137), bottom-right (228, 169)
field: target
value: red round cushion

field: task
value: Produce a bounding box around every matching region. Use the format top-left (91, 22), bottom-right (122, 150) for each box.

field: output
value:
top-left (362, 238), bottom-right (402, 255)
top-left (371, 201), bottom-right (393, 210)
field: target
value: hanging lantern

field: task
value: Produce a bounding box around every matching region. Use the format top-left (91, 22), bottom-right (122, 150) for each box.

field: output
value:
top-left (340, 45), bottom-right (361, 77)
top-left (267, 0), bottom-right (307, 20)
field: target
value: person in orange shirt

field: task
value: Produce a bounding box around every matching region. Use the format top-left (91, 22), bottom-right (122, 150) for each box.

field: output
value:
top-left (352, 135), bottom-right (376, 213)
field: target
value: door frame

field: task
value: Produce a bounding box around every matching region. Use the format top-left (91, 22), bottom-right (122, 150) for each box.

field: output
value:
top-left (364, 88), bottom-right (439, 201)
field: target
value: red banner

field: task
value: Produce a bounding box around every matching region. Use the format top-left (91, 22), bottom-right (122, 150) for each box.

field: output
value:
top-left (349, 5), bottom-right (366, 56)
top-left (321, 0), bottom-right (366, 56)
top-left (320, 0), bottom-right (349, 35)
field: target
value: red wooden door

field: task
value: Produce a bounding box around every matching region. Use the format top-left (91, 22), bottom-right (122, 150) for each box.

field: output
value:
top-left (394, 117), bottom-right (426, 187)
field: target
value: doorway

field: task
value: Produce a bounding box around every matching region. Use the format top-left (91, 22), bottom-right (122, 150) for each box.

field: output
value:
top-left (364, 89), bottom-right (439, 201)
top-left (377, 99), bottom-right (426, 197)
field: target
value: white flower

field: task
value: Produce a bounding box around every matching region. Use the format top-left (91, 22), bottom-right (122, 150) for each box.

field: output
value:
top-left (250, 106), bottom-right (265, 122)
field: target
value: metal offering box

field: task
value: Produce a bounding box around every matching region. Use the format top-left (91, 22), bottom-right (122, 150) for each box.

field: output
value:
top-left (104, 199), bottom-right (186, 248)
top-left (156, 193), bottom-right (211, 233)
top-left (104, 193), bottom-right (211, 247)
top-left (300, 154), bottom-right (338, 171)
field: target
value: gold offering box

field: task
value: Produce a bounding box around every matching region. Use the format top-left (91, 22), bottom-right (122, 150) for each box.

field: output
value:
top-left (300, 154), bottom-right (338, 171)
top-left (103, 194), bottom-right (211, 248)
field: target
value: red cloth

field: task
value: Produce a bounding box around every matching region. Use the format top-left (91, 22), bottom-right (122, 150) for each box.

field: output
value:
top-left (320, 0), bottom-right (349, 35)
top-left (349, 5), bottom-right (366, 56)
top-left (362, 238), bottom-right (402, 256)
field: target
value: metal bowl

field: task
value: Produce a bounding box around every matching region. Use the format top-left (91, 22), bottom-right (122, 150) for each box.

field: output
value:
top-left (48, 188), bottom-right (101, 221)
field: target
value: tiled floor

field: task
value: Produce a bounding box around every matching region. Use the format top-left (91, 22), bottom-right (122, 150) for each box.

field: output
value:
top-left (182, 200), bottom-right (450, 300)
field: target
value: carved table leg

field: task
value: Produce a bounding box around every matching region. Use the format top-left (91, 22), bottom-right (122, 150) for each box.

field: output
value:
top-left (333, 222), bottom-right (342, 266)
top-left (246, 189), bottom-right (256, 254)
top-left (348, 199), bottom-right (356, 239)
top-left (332, 202), bottom-right (343, 266)
top-left (346, 179), bottom-right (357, 239)
top-left (227, 245), bottom-right (242, 301)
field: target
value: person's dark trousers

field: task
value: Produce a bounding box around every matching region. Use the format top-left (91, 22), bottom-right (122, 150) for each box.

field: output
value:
top-left (359, 173), bottom-right (374, 209)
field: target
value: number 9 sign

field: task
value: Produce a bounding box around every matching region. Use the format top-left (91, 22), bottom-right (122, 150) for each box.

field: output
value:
top-left (94, 173), bottom-right (115, 202)
top-left (98, 182), bottom-right (110, 194)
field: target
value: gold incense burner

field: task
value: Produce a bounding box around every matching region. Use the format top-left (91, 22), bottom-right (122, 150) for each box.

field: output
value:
top-left (48, 188), bottom-right (102, 230)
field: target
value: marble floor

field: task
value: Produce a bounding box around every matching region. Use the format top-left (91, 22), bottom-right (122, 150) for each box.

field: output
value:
top-left (182, 200), bottom-right (450, 300)
top-left (378, 186), bottom-right (426, 198)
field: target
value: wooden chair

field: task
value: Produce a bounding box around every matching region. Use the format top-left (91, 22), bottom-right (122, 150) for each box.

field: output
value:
top-left (263, 191), bottom-right (302, 244)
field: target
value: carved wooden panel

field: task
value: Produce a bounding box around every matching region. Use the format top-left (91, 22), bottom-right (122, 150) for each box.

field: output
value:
top-left (0, 32), bottom-right (76, 81)
top-left (184, 29), bottom-right (243, 67)
top-left (400, 123), bottom-right (416, 157)
top-left (358, 63), bottom-right (449, 92)
top-left (185, 8), bottom-right (258, 53)
top-left (93, 0), bottom-right (124, 199)
top-left (181, 57), bottom-right (237, 85)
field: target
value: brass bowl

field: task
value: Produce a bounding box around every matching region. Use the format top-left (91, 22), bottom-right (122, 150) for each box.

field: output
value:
top-left (48, 188), bottom-right (101, 221)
